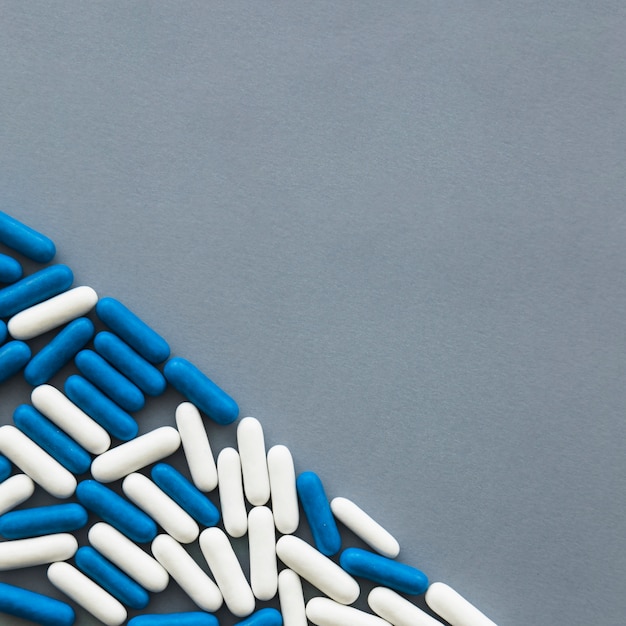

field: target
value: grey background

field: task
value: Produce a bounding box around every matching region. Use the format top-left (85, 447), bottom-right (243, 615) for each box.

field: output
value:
top-left (0, 2), bottom-right (625, 625)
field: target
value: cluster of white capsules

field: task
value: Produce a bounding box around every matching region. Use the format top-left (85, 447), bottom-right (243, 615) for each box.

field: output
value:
top-left (0, 211), bottom-right (499, 626)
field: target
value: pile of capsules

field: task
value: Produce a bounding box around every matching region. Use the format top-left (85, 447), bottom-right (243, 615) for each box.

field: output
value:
top-left (0, 211), bottom-right (498, 626)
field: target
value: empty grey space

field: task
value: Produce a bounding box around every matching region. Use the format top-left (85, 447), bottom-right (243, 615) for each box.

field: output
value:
top-left (0, 2), bottom-right (625, 625)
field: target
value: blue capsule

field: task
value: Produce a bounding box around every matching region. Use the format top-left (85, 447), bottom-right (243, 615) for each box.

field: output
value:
top-left (0, 502), bottom-right (88, 539)
top-left (0, 264), bottom-right (73, 318)
top-left (94, 331), bottom-right (166, 396)
top-left (128, 613), bottom-right (219, 626)
top-left (151, 463), bottom-right (220, 527)
top-left (13, 404), bottom-right (92, 475)
top-left (339, 547), bottom-right (429, 595)
top-left (0, 581), bottom-right (75, 626)
top-left (96, 297), bottom-right (170, 364)
top-left (64, 375), bottom-right (138, 441)
top-left (236, 608), bottom-right (283, 626)
top-left (75, 546), bottom-right (149, 610)
top-left (75, 349), bottom-right (145, 412)
top-left (296, 471), bottom-right (341, 556)
top-left (0, 454), bottom-right (11, 482)
top-left (0, 320), bottom-right (6, 344)
top-left (24, 317), bottom-right (94, 386)
top-left (75, 480), bottom-right (157, 543)
top-left (0, 341), bottom-right (31, 383)
top-left (0, 253), bottom-right (22, 283)
top-left (164, 357), bottom-right (239, 425)
top-left (0, 211), bottom-right (56, 263)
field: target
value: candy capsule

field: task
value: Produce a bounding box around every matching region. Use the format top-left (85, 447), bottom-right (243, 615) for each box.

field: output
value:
top-left (7, 286), bottom-right (98, 340)
top-left (248, 506), bottom-right (278, 601)
top-left (305, 597), bottom-right (390, 626)
top-left (0, 211), bottom-right (56, 262)
top-left (339, 548), bottom-right (428, 595)
top-left (0, 264), bottom-right (73, 318)
top-left (0, 340), bottom-right (31, 383)
top-left (237, 417), bottom-right (270, 505)
top-left (48, 561), bottom-right (127, 626)
top-left (278, 569), bottom-right (307, 626)
top-left (0, 581), bottom-right (75, 626)
top-left (128, 613), bottom-right (219, 626)
top-left (267, 445), bottom-right (299, 535)
top-left (236, 608), bottom-right (284, 626)
top-left (425, 582), bottom-right (498, 626)
top-left (0, 533), bottom-right (78, 570)
top-left (0, 253), bottom-right (22, 283)
top-left (0, 475), bottom-right (35, 516)
top-left (217, 447), bottom-right (247, 537)
top-left (164, 357), bottom-right (238, 425)
top-left (24, 318), bottom-right (95, 386)
top-left (96, 297), bottom-right (170, 363)
top-left (368, 587), bottom-right (444, 626)
top-left (0, 503), bottom-right (88, 539)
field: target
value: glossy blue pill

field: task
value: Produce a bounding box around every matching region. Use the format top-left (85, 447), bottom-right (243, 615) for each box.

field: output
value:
top-left (296, 471), bottom-right (341, 556)
top-left (75, 546), bottom-right (149, 609)
top-left (128, 613), bottom-right (219, 626)
top-left (75, 349), bottom-right (145, 412)
top-left (164, 357), bottom-right (239, 425)
top-left (0, 253), bottom-right (22, 283)
top-left (13, 404), bottom-right (92, 474)
top-left (151, 463), bottom-right (220, 527)
top-left (0, 502), bottom-right (88, 539)
top-left (76, 480), bottom-right (157, 543)
top-left (236, 608), bottom-right (283, 626)
top-left (0, 341), bottom-right (31, 383)
top-left (64, 375), bottom-right (138, 441)
top-left (0, 454), bottom-right (11, 482)
top-left (0, 320), bottom-right (6, 344)
top-left (0, 264), bottom-right (73, 318)
top-left (24, 317), bottom-right (94, 386)
top-left (94, 331), bottom-right (166, 396)
top-left (0, 211), bottom-right (56, 263)
top-left (96, 297), bottom-right (170, 364)
top-left (339, 547), bottom-right (429, 595)
top-left (0, 581), bottom-right (75, 626)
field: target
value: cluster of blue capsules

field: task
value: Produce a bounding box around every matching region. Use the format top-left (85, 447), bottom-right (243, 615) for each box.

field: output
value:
top-left (0, 211), bottom-right (498, 626)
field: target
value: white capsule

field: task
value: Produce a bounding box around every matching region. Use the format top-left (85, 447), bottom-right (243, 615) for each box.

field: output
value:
top-left (91, 426), bottom-right (181, 483)
top-left (0, 425), bottom-right (76, 498)
top-left (151, 534), bottom-right (223, 612)
top-left (175, 402), bottom-right (218, 491)
top-left (425, 582), bottom-right (498, 626)
top-left (267, 444), bottom-right (299, 534)
top-left (48, 561), bottom-right (127, 626)
top-left (217, 447), bottom-right (247, 537)
top-left (248, 506), bottom-right (277, 601)
top-left (275, 535), bottom-right (360, 605)
top-left (199, 527), bottom-right (255, 617)
top-left (8, 286), bottom-right (98, 340)
top-left (306, 597), bottom-right (392, 626)
top-left (31, 384), bottom-right (111, 454)
top-left (123, 472), bottom-right (199, 544)
top-left (88, 522), bottom-right (169, 593)
top-left (278, 569), bottom-right (307, 626)
top-left (0, 474), bottom-right (35, 515)
top-left (0, 533), bottom-right (78, 570)
top-left (237, 416), bottom-right (270, 505)
top-left (330, 497), bottom-right (400, 558)
top-left (368, 587), bottom-right (444, 626)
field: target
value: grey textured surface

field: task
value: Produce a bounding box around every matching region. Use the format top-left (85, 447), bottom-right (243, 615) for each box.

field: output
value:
top-left (1, 2), bottom-right (625, 625)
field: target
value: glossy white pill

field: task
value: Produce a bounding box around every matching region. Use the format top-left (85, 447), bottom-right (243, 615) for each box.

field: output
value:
top-left (91, 426), bottom-right (180, 482)
top-left (0, 533), bottom-right (77, 570)
top-left (31, 384), bottom-right (111, 454)
top-left (175, 402), bottom-right (218, 491)
top-left (122, 472), bottom-right (199, 544)
top-left (8, 286), bottom-right (98, 340)
top-left (199, 527), bottom-right (255, 617)
top-left (151, 534), bottom-right (223, 612)
top-left (248, 506), bottom-right (277, 601)
top-left (425, 582), bottom-right (498, 626)
top-left (330, 497), bottom-right (400, 558)
top-left (48, 561), bottom-right (127, 626)
top-left (88, 522), bottom-right (169, 593)
top-left (275, 535), bottom-right (360, 605)
top-left (0, 425), bottom-right (76, 498)
top-left (267, 444), bottom-right (299, 534)
top-left (368, 587), bottom-right (444, 626)
top-left (306, 597), bottom-right (391, 626)
top-left (278, 569), bottom-right (307, 626)
top-left (237, 416), bottom-right (270, 505)
top-left (0, 474), bottom-right (35, 515)
top-left (217, 447), bottom-right (247, 537)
